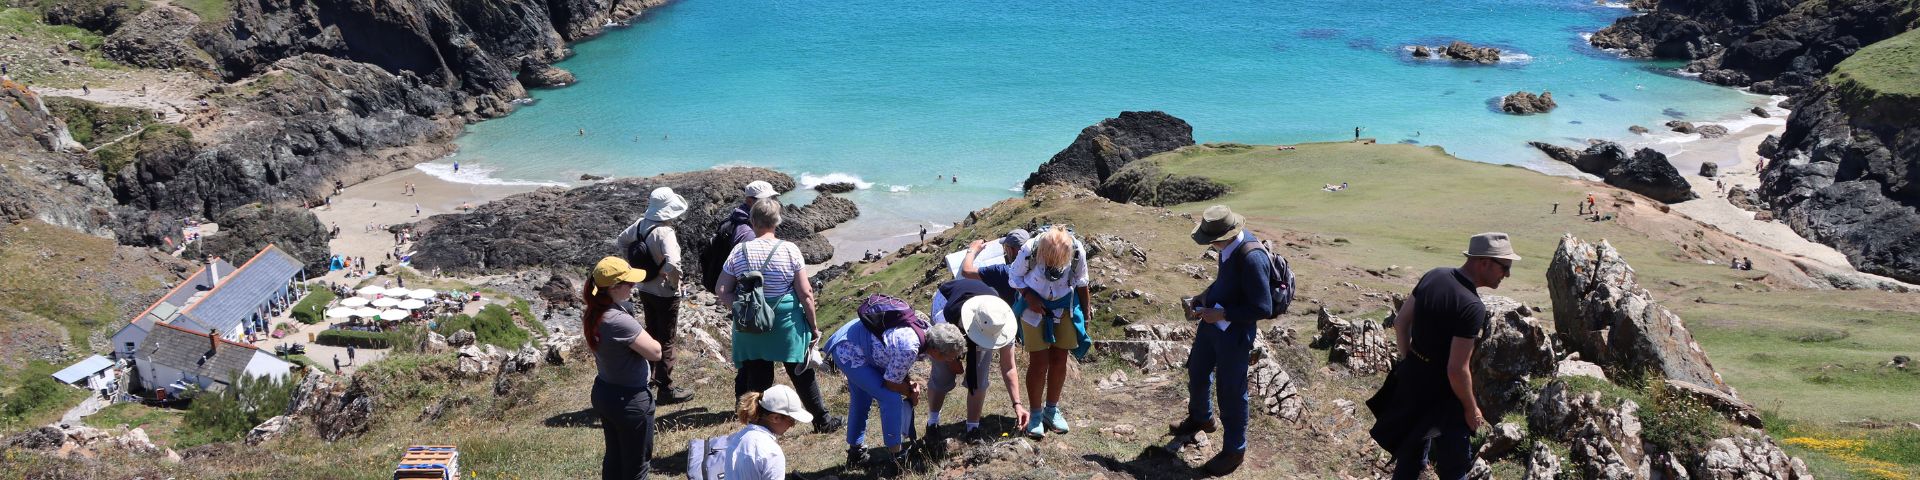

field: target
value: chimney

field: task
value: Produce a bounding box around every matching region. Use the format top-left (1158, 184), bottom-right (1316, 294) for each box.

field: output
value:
top-left (208, 329), bottom-right (219, 354)
top-left (208, 257), bottom-right (220, 285)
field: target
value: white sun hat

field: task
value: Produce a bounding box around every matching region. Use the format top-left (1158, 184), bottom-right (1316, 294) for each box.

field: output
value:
top-left (960, 295), bottom-right (1018, 349)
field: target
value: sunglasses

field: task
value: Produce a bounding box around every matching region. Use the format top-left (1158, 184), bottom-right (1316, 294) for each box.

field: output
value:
top-left (1493, 259), bottom-right (1512, 274)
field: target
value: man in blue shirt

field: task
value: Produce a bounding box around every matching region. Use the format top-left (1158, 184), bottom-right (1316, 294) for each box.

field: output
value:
top-left (1172, 206), bottom-right (1275, 476)
top-left (959, 229), bottom-right (1030, 302)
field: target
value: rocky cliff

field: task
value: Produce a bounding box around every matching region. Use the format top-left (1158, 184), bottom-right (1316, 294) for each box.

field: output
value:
top-left (0, 81), bottom-right (121, 236)
top-left (409, 168), bottom-right (856, 287)
top-left (1529, 141), bottom-right (1698, 203)
top-left (1023, 111), bottom-right (1195, 192)
top-left (1591, 0), bottom-right (1918, 94)
top-left (1757, 30), bottom-right (1920, 283)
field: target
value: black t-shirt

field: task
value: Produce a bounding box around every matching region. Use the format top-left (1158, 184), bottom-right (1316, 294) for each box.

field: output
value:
top-left (1409, 268), bottom-right (1487, 365)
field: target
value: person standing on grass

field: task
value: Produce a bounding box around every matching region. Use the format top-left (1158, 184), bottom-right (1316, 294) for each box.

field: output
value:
top-left (583, 256), bottom-right (665, 480)
top-left (702, 181), bottom-right (778, 293)
top-left (716, 199), bottom-right (844, 434)
top-left (1171, 205), bottom-right (1287, 476)
top-left (1367, 233), bottom-right (1517, 480)
top-left (721, 384), bottom-right (814, 480)
top-left (1007, 225), bottom-right (1093, 439)
top-left (614, 187), bottom-right (695, 405)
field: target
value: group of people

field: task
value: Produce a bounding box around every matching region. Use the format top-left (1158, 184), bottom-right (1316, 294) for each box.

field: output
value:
top-left (1728, 256), bottom-right (1754, 270)
top-left (577, 178), bottom-right (1523, 480)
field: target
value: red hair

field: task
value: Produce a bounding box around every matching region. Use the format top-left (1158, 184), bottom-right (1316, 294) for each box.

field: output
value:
top-left (582, 280), bottom-right (617, 351)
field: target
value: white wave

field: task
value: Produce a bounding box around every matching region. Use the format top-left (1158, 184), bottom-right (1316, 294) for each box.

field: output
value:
top-left (1499, 52), bottom-right (1533, 64)
top-left (414, 163), bottom-right (568, 187)
top-left (888, 185), bottom-right (911, 193)
top-left (799, 172), bottom-right (874, 190)
top-left (1596, 1), bottom-right (1632, 9)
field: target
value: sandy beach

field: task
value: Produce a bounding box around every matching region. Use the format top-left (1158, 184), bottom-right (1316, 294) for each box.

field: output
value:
top-left (311, 167), bottom-right (545, 280)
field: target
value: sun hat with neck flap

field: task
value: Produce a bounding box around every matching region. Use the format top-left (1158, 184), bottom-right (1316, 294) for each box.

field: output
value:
top-left (644, 187), bottom-right (688, 222)
top-left (590, 256), bottom-right (648, 295)
top-left (1191, 205), bottom-right (1245, 245)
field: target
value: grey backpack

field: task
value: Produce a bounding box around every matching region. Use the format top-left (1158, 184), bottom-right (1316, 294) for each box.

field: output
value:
top-left (686, 435), bottom-right (734, 480)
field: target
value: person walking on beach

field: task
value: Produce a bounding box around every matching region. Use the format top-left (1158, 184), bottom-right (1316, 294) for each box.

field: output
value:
top-left (1170, 205), bottom-right (1289, 475)
top-left (919, 225), bottom-right (927, 243)
top-left (716, 199), bottom-right (843, 434)
top-left (1586, 194), bottom-right (1596, 212)
top-left (1355, 126), bottom-right (1363, 140)
top-left (583, 256), bottom-right (665, 480)
top-left (1008, 226), bottom-right (1093, 439)
top-left (333, 355), bottom-right (341, 372)
top-left (702, 181), bottom-right (778, 293)
top-left (614, 187), bottom-right (695, 405)
top-left (824, 295), bottom-right (967, 473)
top-left (719, 384), bottom-right (813, 480)
top-left (346, 345), bottom-right (356, 365)
top-left (1367, 233), bottom-right (1519, 480)
top-left (414, 203), bottom-right (421, 217)
top-left (453, 161), bottom-right (460, 173)
top-left (924, 276), bottom-right (1026, 444)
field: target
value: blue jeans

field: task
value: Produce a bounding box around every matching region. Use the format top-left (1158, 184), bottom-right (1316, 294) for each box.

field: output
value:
top-left (1391, 419), bottom-right (1473, 480)
top-left (1186, 321), bottom-right (1254, 452)
top-left (842, 364), bottom-right (909, 448)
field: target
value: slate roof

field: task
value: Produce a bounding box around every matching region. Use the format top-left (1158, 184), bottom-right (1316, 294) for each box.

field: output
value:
top-left (180, 245), bottom-right (302, 334)
top-left (138, 323), bottom-right (267, 390)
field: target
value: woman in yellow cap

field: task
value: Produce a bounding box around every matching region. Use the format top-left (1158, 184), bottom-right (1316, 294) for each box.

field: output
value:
top-left (584, 256), bottom-right (665, 480)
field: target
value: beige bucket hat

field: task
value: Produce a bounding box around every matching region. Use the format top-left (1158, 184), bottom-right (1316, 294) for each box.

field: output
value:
top-left (1463, 232), bottom-right (1522, 261)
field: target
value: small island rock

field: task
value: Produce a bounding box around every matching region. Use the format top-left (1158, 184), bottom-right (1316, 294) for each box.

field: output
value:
top-left (1500, 91), bottom-right (1558, 115)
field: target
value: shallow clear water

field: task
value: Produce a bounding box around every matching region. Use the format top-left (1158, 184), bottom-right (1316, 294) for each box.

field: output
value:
top-left (444, 0), bottom-right (1771, 238)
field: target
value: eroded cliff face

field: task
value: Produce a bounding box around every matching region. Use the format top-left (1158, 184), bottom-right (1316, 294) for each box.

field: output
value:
top-left (1759, 78), bottom-right (1920, 284)
top-left (1590, 0), bottom-right (1917, 95)
top-left (0, 81), bottom-right (119, 236)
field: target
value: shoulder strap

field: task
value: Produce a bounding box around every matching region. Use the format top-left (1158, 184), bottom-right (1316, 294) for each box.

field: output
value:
top-left (756, 240), bottom-right (783, 271)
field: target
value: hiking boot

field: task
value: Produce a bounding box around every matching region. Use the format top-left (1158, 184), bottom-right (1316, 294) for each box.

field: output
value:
top-left (1202, 450), bottom-right (1245, 476)
top-left (1168, 417), bottom-right (1219, 437)
top-left (656, 386), bottom-right (694, 405)
top-left (846, 445), bottom-right (870, 465)
top-left (1023, 407), bottom-right (1047, 439)
top-left (963, 427), bottom-right (991, 445)
top-left (814, 413), bottom-right (844, 434)
top-left (1043, 405), bottom-right (1071, 434)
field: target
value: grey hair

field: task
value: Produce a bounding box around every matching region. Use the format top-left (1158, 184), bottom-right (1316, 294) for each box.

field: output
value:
top-left (749, 198), bottom-right (783, 230)
top-left (925, 323), bottom-right (966, 357)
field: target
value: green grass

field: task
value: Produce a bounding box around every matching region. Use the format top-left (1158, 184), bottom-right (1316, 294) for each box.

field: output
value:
top-left (0, 361), bottom-right (85, 429)
top-left (168, 0), bottom-right (229, 24)
top-left (91, 123), bottom-right (193, 174)
top-left (1829, 28), bottom-right (1920, 119)
top-left (89, 402), bottom-right (177, 431)
top-left (434, 304), bottom-right (531, 349)
top-left (0, 8), bottom-right (105, 48)
top-left (0, 221), bottom-right (170, 349)
top-left (42, 96), bottom-right (155, 148)
top-left (290, 284), bottom-right (336, 325)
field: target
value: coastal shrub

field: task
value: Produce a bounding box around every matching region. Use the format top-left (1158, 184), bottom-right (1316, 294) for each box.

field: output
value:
top-left (0, 361), bottom-right (85, 427)
top-left (315, 329), bottom-right (395, 349)
top-left (1638, 380), bottom-right (1729, 459)
top-left (289, 284), bottom-right (335, 325)
top-left (91, 124), bottom-right (192, 174)
top-left (43, 97), bottom-right (153, 148)
top-left (435, 304), bottom-right (529, 349)
top-left (177, 374), bottom-right (293, 448)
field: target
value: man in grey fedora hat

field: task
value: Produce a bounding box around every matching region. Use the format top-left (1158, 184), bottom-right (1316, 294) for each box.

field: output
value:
top-left (1367, 232), bottom-right (1518, 480)
top-left (1170, 205), bottom-right (1287, 476)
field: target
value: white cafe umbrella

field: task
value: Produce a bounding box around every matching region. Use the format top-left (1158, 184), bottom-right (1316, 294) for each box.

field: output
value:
top-left (378, 309), bottom-right (411, 321)
top-left (371, 297), bottom-right (403, 308)
top-left (325, 307), bottom-right (358, 318)
top-left (383, 287), bottom-right (413, 297)
top-left (407, 288), bottom-right (437, 300)
top-left (397, 299), bottom-right (427, 310)
top-left (357, 285), bottom-right (386, 297)
top-left (338, 297), bottom-right (371, 307)
top-left (351, 307), bottom-right (383, 318)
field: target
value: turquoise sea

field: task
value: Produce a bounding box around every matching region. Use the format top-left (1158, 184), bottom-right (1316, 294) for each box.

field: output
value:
top-left (438, 0), bottom-right (1774, 246)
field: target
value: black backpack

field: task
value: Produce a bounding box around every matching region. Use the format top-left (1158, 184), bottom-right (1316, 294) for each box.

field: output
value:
top-left (1237, 240), bottom-right (1296, 318)
top-left (701, 214), bottom-right (749, 292)
top-left (623, 223), bottom-right (664, 279)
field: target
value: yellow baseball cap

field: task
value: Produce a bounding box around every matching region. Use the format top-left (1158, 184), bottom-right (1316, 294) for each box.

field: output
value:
top-left (592, 256), bottom-right (648, 288)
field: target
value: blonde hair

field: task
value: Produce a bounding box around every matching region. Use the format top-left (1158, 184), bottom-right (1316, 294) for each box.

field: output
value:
top-left (736, 391), bottom-right (767, 425)
top-left (1035, 226), bottom-right (1073, 268)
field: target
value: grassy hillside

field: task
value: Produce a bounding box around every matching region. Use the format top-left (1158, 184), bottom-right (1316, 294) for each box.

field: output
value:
top-left (1829, 27), bottom-right (1920, 119)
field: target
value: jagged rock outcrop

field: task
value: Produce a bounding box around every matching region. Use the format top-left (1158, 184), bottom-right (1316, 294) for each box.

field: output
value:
top-left (410, 168), bottom-right (855, 286)
top-left (0, 82), bottom-right (120, 235)
top-left (1500, 91), bottom-right (1557, 114)
top-left (1440, 40), bottom-right (1503, 64)
top-left (1696, 435), bottom-right (1812, 479)
top-left (1546, 234), bottom-right (1734, 396)
top-left (1249, 336), bottom-right (1306, 422)
top-left (244, 415), bottom-right (294, 446)
top-left (1759, 71), bottom-right (1920, 284)
top-left (1528, 380), bottom-right (1650, 479)
top-left (814, 181), bottom-right (857, 194)
top-left (1472, 296), bottom-right (1557, 423)
top-left (104, 55), bottom-right (466, 245)
top-left (1591, 0), bottom-right (1917, 95)
top-left (1023, 111), bottom-right (1195, 192)
top-left (102, 6), bottom-right (208, 70)
top-left (1530, 141), bottom-right (1697, 203)
top-left (1095, 157), bottom-right (1231, 207)
top-left (517, 60), bottom-right (576, 88)
top-left (184, 203), bottom-right (331, 275)
top-left (40, 0), bottom-right (142, 33)
top-left (1311, 307), bottom-right (1395, 376)
top-left (286, 370), bottom-right (375, 442)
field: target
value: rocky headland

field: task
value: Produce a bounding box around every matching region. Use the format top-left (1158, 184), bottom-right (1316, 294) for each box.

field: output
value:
top-left (409, 168), bottom-right (858, 285)
top-left (1589, 0), bottom-right (1919, 95)
top-left (1530, 141), bottom-right (1700, 203)
top-left (1022, 111), bottom-right (1195, 192)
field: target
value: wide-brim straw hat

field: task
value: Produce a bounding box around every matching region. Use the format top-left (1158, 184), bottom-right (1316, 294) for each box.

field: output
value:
top-left (961, 295), bottom-right (1018, 349)
top-left (1463, 232), bottom-right (1522, 261)
top-left (644, 187), bottom-right (688, 222)
top-left (1190, 205), bottom-right (1245, 245)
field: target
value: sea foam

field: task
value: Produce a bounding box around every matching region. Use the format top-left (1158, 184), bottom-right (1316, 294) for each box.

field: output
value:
top-left (415, 163), bottom-right (568, 187)
top-left (799, 172), bottom-right (875, 190)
